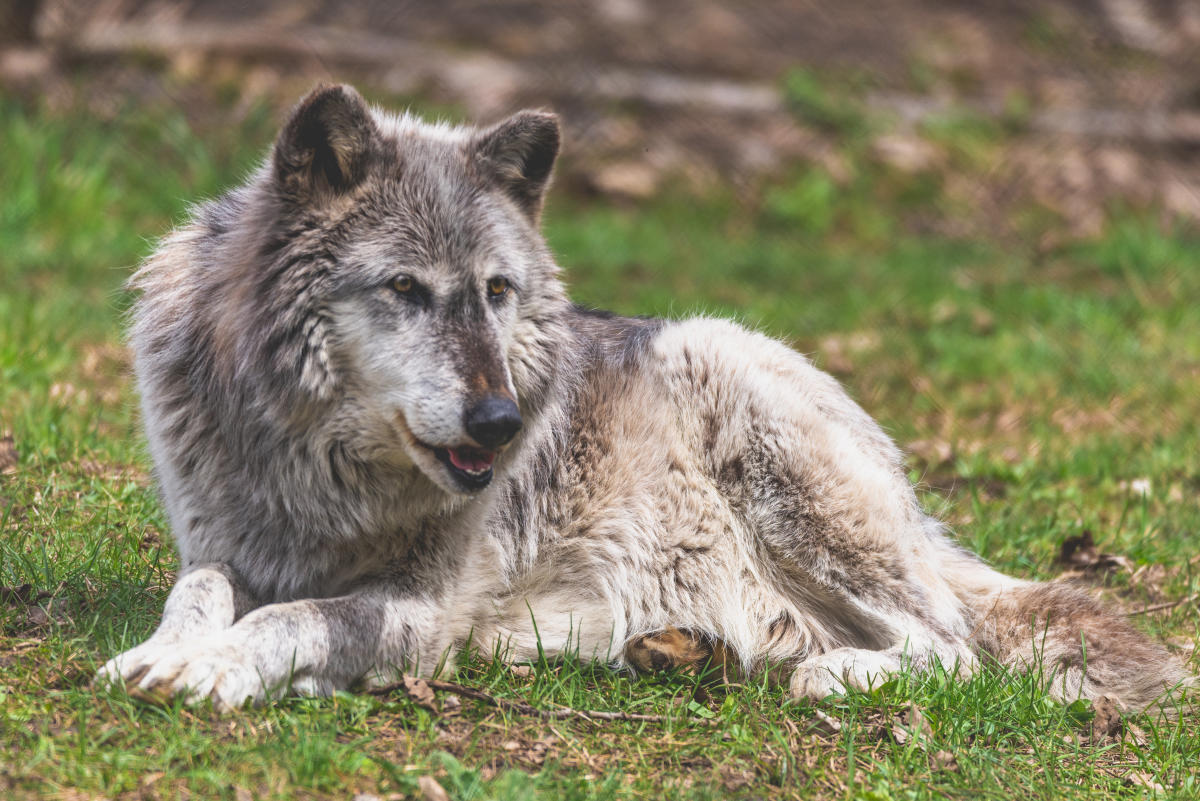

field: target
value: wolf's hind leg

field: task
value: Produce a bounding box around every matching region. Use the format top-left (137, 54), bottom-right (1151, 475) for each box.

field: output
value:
top-left (789, 642), bottom-right (973, 701)
top-left (95, 563), bottom-right (258, 688)
top-left (789, 647), bottom-right (903, 700)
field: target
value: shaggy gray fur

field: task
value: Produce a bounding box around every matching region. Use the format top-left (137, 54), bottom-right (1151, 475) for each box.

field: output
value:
top-left (97, 85), bottom-right (1191, 713)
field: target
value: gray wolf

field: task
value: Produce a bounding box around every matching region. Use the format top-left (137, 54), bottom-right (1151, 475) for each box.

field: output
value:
top-left (96, 84), bottom-right (1190, 713)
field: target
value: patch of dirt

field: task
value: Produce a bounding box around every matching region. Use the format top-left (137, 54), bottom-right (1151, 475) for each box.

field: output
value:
top-left (0, 582), bottom-right (73, 636)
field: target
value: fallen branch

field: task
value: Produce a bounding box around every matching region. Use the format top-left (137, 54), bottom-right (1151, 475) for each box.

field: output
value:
top-left (368, 675), bottom-right (714, 725)
top-left (811, 708), bottom-right (843, 734)
top-left (1128, 593), bottom-right (1199, 617)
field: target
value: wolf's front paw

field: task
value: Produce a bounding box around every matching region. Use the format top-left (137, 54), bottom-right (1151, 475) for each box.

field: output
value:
top-left (789, 648), bottom-right (900, 701)
top-left (99, 636), bottom-right (280, 712)
top-left (95, 638), bottom-right (183, 690)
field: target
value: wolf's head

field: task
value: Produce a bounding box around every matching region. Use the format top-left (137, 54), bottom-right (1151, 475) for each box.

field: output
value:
top-left (244, 85), bottom-right (569, 495)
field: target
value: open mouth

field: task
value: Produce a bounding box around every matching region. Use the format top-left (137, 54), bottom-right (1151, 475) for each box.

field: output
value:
top-left (394, 413), bottom-right (501, 492)
top-left (432, 445), bottom-right (498, 490)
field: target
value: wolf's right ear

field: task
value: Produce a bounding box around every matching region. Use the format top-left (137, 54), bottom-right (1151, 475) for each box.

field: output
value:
top-left (273, 84), bottom-right (378, 203)
top-left (472, 110), bottom-right (561, 223)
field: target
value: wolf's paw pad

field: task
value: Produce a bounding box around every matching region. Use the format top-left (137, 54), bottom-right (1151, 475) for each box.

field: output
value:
top-left (625, 628), bottom-right (736, 681)
top-left (626, 629), bottom-right (712, 672)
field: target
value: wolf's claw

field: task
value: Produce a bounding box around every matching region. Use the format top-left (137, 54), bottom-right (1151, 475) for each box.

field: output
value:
top-left (97, 635), bottom-right (277, 712)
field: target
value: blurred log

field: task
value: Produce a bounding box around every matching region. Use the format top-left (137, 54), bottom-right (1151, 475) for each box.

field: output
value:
top-left (0, 0), bottom-right (39, 43)
top-left (66, 21), bottom-right (780, 115)
top-left (62, 19), bottom-right (1200, 145)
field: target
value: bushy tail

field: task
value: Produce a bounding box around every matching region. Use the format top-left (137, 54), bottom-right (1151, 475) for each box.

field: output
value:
top-left (967, 581), bottom-right (1192, 713)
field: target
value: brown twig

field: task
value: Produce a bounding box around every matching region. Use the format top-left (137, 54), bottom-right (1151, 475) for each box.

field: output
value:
top-left (1128, 593), bottom-right (1199, 617)
top-left (369, 676), bottom-right (714, 725)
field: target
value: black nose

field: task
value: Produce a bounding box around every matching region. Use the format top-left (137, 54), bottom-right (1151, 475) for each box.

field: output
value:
top-left (464, 395), bottom-right (523, 449)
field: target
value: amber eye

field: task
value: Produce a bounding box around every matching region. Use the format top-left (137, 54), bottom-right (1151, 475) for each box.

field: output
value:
top-left (392, 275), bottom-right (414, 294)
top-left (487, 276), bottom-right (510, 298)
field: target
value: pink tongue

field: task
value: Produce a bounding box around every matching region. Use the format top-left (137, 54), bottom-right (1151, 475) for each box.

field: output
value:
top-left (448, 448), bottom-right (496, 473)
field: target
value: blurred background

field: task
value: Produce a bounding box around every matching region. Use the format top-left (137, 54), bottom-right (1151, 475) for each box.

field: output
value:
top-left (3, 1), bottom-right (1199, 225)
top-left (1, 0), bottom-right (1199, 554)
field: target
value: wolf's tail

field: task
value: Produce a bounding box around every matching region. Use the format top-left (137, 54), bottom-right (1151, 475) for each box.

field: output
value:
top-left (963, 575), bottom-right (1192, 713)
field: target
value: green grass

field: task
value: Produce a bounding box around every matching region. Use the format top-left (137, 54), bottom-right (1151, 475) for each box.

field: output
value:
top-left (2, 83), bottom-right (1199, 801)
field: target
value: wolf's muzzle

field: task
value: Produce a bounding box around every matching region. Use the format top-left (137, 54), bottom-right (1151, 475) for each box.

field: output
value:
top-left (464, 395), bottom-right (523, 449)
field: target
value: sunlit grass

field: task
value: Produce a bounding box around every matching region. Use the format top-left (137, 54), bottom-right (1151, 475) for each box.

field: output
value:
top-left (1, 87), bottom-right (1197, 800)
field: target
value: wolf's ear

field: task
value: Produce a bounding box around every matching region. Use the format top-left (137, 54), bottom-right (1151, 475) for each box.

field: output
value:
top-left (274, 84), bottom-right (378, 202)
top-left (472, 110), bottom-right (561, 222)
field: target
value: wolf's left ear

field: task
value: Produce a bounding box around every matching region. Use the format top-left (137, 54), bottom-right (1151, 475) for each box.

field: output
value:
top-left (274, 84), bottom-right (378, 203)
top-left (472, 110), bottom-right (561, 222)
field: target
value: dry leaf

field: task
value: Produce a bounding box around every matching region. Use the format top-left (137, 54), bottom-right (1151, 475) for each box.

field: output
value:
top-left (810, 708), bottom-right (842, 734)
top-left (0, 584), bottom-right (52, 606)
top-left (1056, 530), bottom-right (1132, 575)
top-left (402, 675), bottom-right (437, 710)
top-left (1125, 770), bottom-right (1166, 792)
top-left (139, 529), bottom-right (163, 551)
top-left (0, 435), bottom-right (16, 475)
top-left (931, 750), bottom-right (958, 772)
top-left (24, 605), bottom-right (51, 629)
top-left (907, 438), bottom-right (954, 467)
top-left (1127, 563), bottom-right (1175, 601)
top-left (1125, 722), bottom-right (1149, 747)
top-left (892, 703), bottom-right (932, 746)
top-left (1090, 695), bottom-right (1122, 743)
top-left (418, 775), bottom-right (450, 801)
top-left (139, 772), bottom-right (165, 788)
top-left (526, 740), bottom-right (550, 765)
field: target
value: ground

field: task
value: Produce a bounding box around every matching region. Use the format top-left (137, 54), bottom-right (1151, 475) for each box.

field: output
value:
top-left (2, 3), bottom-right (1200, 799)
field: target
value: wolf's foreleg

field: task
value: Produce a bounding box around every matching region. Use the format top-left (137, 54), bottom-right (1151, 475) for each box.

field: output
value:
top-left (116, 590), bottom-right (448, 711)
top-left (95, 563), bottom-right (257, 688)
